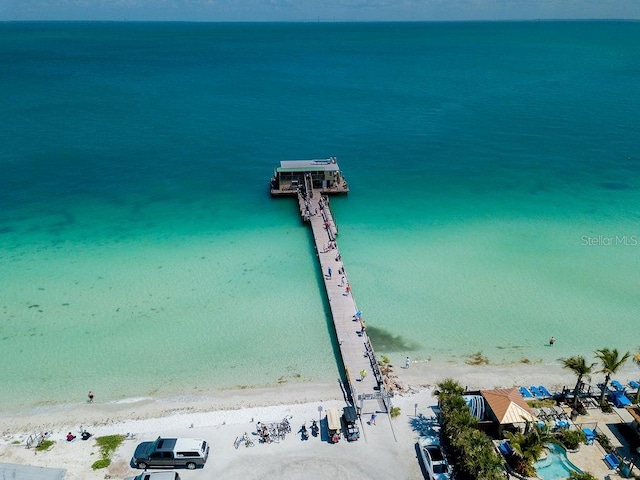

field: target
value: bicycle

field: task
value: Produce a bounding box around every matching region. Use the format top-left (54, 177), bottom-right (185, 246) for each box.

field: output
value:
top-left (280, 415), bottom-right (292, 434)
top-left (276, 424), bottom-right (287, 441)
top-left (234, 432), bottom-right (255, 449)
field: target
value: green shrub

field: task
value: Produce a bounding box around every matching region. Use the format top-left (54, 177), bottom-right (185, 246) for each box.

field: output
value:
top-left (576, 402), bottom-right (587, 415)
top-left (95, 434), bottom-right (125, 458)
top-left (390, 406), bottom-right (401, 418)
top-left (380, 355), bottom-right (390, 365)
top-left (600, 402), bottom-right (614, 414)
top-left (595, 432), bottom-right (614, 453)
top-left (91, 434), bottom-right (125, 471)
top-left (36, 440), bottom-right (55, 451)
top-left (91, 458), bottom-right (111, 470)
top-left (569, 472), bottom-right (597, 480)
top-left (556, 429), bottom-right (585, 450)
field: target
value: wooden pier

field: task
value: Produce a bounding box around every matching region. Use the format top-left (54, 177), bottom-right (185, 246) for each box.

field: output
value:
top-left (293, 173), bottom-right (391, 418)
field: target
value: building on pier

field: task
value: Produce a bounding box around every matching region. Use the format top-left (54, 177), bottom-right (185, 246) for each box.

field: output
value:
top-left (270, 157), bottom-right (349, 196)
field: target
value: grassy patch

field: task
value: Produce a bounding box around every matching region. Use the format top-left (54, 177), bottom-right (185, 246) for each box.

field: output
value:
top-left (526, 398), bottom-right (556, 408)
top-left (91, 458), bottom-right (111, 470)
top-left (92, 434), bottom-right (125, 470)
top-left (36, 439), bottom-right (55, 451)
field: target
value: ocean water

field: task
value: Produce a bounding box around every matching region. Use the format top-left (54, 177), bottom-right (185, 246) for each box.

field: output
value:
top-left (1, 21), bottom-right (639, 412)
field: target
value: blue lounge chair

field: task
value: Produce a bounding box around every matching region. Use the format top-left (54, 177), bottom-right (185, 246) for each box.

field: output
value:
top-left (582, 427), bottom-right (596, 444)
top-left (629, 380), bottom-right (640, 390)
top-left (609, 390), bottom-right (632, 408)
top-left (530, 386), bottom-right (543, 397)
top-left (611, 380), bottom-right (624, 391)
top-left (519, 386), bottom-right (533, 398)
top-left (499, 441), bottom-right (513, 456)
top-left (538, 385), bottom-right (552, 397)
top-left (604, 453), bottom-right (620, 470)
top-left (555, 420), bottom-right (570, 430)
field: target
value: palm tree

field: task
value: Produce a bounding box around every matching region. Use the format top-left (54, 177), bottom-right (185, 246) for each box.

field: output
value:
top-left (435, 378), bottom-right (465, 396)
top-left (595, 348), bottom-right (631, 405)
top-left (505, 421), bottom-right (555, 477)
top-left (561, 356), bottom-right (596, 407)
top-left (455, 428), bottom-right (505, 480)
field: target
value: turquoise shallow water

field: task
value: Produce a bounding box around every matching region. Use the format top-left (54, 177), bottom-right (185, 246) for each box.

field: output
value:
top-left (1, 21), bottom-right (639, 411)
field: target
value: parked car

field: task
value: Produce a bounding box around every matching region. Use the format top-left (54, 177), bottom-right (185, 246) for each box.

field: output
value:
top-left (326, 408), bottom-right (342, 443)
top-left (342, 406), bottom-right (360, 441)
top-left (132, 437), bottom-right (209, 470)
top-left (418, 435), bottom-right (451, 480)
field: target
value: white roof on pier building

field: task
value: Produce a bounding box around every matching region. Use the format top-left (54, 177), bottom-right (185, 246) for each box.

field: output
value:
top-left (277, 158), bottom-right (340, 173)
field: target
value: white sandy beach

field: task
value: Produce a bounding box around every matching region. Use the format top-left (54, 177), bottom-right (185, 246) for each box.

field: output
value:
top-left (1, 361), bottom-right (638, 479)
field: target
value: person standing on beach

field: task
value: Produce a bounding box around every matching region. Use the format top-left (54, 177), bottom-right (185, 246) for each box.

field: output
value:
top-left (88, 391), bottom-right (94, 403)
top-left (405, 357), bottom-right (410, 369)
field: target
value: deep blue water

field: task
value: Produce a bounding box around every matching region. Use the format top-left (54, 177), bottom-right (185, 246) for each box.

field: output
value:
top-left (1, 22), bottom-right (639, 410)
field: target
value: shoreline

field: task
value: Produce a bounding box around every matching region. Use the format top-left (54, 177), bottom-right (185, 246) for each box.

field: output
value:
top-left (0, 380), bottom-right (344, 438)
top-left (2, 361), bottom-right (639, 480)
top-left (4, 360), bottom-right (639, 439)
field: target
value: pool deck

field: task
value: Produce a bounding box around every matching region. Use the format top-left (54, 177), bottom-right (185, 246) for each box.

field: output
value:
top-left (562, 405), bottom-right (637, 479)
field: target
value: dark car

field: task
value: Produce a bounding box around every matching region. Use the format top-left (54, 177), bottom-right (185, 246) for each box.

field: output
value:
top-left (343, 406), bottom-right (360, 441)
top-left (132, 437), bottom-right (209, 470)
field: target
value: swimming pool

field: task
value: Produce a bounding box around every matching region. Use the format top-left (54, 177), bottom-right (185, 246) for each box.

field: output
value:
top-left (534, 443), bottom-right (582, 480)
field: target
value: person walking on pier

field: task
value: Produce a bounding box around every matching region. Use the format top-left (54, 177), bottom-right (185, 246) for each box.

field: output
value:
top-left (369, 413), bottom-right (377, 426)
top-left (327, 267), bottom-right (332, 279)
top-left (360, 369), bottom-right (367, 381)
top-left (345, 283), bottom-right (351, 296)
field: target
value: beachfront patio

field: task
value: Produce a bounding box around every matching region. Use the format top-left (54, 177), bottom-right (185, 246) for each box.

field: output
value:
top-left (566, 405), bottom-right (639, 479)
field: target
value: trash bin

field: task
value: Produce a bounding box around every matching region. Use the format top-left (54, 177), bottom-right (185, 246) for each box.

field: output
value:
top-left (620, 462), bottom-right (631, 478)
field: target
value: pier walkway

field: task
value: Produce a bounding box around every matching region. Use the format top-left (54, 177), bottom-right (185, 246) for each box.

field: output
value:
top-left (296, 186), bottom-right (391, 422)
